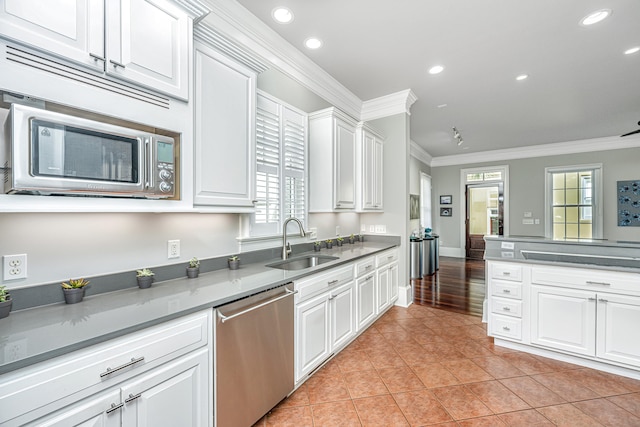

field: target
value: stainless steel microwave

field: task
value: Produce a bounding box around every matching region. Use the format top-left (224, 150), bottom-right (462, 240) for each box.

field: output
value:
top-left (3, 104), bottom-right (176, 198)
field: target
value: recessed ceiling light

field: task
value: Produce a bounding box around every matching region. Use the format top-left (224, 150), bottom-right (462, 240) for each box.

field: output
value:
top-left (580, 9), bottom-right (611, 26)
top-left (516, 74), bottom-right (529, 81)
top-left (428, 65), bottom-right (444, 75)
top-left (272, 7), bottom-right (294, 24)
top-left (624, 46), bottom-right (640, 55)
top-left (304, 37), bottom-right (323, 50)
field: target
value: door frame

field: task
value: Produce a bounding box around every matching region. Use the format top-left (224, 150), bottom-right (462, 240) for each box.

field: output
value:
top-left (465, 182), bottom-right (504, 258)
top-left (459, 165), bottom-right (509, 256)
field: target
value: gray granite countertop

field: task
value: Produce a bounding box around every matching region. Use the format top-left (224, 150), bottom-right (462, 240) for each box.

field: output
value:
top-left (0, 242), bottom-right (396, 374)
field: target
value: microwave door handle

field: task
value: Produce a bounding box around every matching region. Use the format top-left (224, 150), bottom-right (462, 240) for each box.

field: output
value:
top-left (144, 138), bottom-right (153, 189)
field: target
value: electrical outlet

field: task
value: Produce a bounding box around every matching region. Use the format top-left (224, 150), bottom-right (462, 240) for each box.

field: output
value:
top-left (308, 228), bottom-right (318, 240)
top-left (335, 226), bottom-right (341, 236)
top-left (168, 240), bottom-right (180, 259)
top-left (3, 254), bottom-right (27, 280)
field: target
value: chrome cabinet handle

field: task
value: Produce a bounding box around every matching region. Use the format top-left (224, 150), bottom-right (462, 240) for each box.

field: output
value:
top-left (109, 59), bottom-right (126, 68)
top-left (502, 326), bottom-right (511, 331)
top-left (502, 271), bottom-right (511, 276)
top-left (388, 255), bottom-right (394, 259)
top-left (502, 307), bottom-right (511, 311)
top-left (588, 297), bottom-right (596, 301)
top-left (365, 275), bottom-right (374, 281)
top-left (328, 294), bottom-right (337, 301)
top-left (125, 392), bottom-right (142, 403)
top-left (328, 279), bottom-right (339, 285)
top-left (100, 356), bottom-right (145, 378)
top-left (586, 281), bottom-right (611, 286)
top-left (502, 289), bottom-right (511, 294)
top-left (106, 402), bottom-right (124, 414)
top-left (365, 265), bottom-right (373, 270)
top-left (89, 53), bottom-right (105, 62)
top-left (598, 298), bottom-right (608, 303)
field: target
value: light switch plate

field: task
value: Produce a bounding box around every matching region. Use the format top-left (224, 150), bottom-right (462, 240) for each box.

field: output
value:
top-left (522, 218), bottom-right (534, 225)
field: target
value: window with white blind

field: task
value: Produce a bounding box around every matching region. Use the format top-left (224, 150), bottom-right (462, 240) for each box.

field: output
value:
top-left (252, 92), bottom-right (307, 236)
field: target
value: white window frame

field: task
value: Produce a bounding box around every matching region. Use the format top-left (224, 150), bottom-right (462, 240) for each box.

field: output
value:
top-left (544, 164), bottom-right (603, 239)
top-left (248, 91), bottom-right (308, 239)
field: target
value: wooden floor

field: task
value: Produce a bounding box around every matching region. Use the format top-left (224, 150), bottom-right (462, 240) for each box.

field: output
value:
top-left (412, 256), bottom-right (486, 317)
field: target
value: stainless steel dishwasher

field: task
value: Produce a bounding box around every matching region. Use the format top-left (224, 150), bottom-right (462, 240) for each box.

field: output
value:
top-left (215, 283), bottom-right (295, 427)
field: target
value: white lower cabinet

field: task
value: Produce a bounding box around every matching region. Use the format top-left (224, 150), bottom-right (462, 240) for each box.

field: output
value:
top-left (377, 266), bottom-right (390, 313)
top-left (596, 294), bottom-right (640, 367)
top-left (295, 270), bottom-right (355, 383)
top-left (356, 273), bottom-right (376, 330)
top-left (29, 348), bottom-right (209, 427)
top-left (0, 311), bottom-right (211, 427)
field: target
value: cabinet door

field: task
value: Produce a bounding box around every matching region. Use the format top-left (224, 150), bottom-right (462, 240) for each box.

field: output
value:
top-left (389, 261), bottom-right (399, 303)
top-left (373, 136), bottom-right (384, 209)
top-left (362, 131), bottom-right (376, 209)
top-left (356, 274), bottom-right (377, 330)
top-left (377, 266), bottom-right (391, 313)
top-left (530, 285), bottom-right (596, 356)
top-left (296, 293), bottom-right (331, 382)
top-left (121, 348), bottom-right (209, 427)
top-left (24, 390), bottom-right (121, 427)
top-left (105, 0), bottom-right (189, 99)
top-left (334, 118), bottom-right (355, 209)
top-left (0, 0), bottom-right (104, 70)
top-left (331, 282), bottom-right (356, 351)
top-left (194, 43), bottom-right (256, 209)
top-left (596, 294), bottom-right (640, 368)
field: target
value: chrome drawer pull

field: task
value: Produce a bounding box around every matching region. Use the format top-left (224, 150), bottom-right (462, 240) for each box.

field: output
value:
top-left (328, 295), bottom-right (337, 301)
top-left (502, 289), bottom-right (511, 294)
top-left (106, 402), bottom-right (124, 414)
top-left (109, 59), bottom-right (126, 69)
top-left (586, 281), bottom-right (611, 286)
top-left (502, 326), bottom-right (511, 331)
top-left (366, 275), bottom-right (374, 281)
top-left (365, 265), bottom-right (373, 269)
top-left (89, 53), bottom-right (105, 62)
top-left (328, 279), bottom-right (339, 285)
top-left (503, 307), bottom-right (511, 311)
top-left (388, 255), bottom-right (394, 259)
top-left (125, 393), bottom-right (142, 403)
top-left (598, 298), bottom-right (609, 303)
top-left (100, 356), bottom-right (145, 378)
top-left (502, 272), bottom-right (511, 276)
top-left (588, 297), bottom-right (596, 301)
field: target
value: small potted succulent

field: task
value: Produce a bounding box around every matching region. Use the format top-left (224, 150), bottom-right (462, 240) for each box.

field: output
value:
top-left (136, 268), bottom-right (154, 289)
top-left (0, 285), bottom-right (12, 319)
top-left (313, 241), bottom-right (322, 252)
top-left (228, 255), bottom-right (240, 270)
top-left (187, 257), bottom-right (200, 278)
top-left (61, 278), bottom-right (89, 304)
top-left (325, 239), bottom-right (333, 249)
top-left (336, 236), bottom-right (344, 247)
top-left (348, 234), bottom-right (356, 244)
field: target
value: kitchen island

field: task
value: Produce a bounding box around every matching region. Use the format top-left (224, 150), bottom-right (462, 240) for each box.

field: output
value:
top-left (484, 235), bottom-right (640, 380)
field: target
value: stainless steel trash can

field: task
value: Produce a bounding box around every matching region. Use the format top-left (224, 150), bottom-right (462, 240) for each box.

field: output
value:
top-left (432, 234), bottom-right (440, 270)
top-left (410, 238), bottom-right (422, 279)
top-left (422, 236), bottom-right (435, 276)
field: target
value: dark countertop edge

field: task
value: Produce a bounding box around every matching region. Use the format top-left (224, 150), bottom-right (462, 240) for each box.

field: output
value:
top-left (0, 241), bottom-right (398, 375)
top-left (485, 235), bottom-right (640, 249)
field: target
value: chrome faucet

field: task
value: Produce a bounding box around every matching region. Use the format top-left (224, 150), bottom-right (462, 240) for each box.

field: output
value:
top-left (282, 217), bottom-right (306, 259)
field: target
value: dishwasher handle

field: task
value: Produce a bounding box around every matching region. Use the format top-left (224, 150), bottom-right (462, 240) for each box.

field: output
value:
top-left (218, 288), bottom-right (298, 323)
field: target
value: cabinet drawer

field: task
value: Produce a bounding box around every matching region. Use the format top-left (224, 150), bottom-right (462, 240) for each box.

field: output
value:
top-left (295, 265), bottom-right (354, 302)
top-left (0, 311), bottom-right (210, 426)
top-left (355, 256), bottom-right (376, 277)
top-left (531, 265), bottom-right (640, 294)
top-left (490, 315), bottom-right (522, 340)
top-left (491, 296), bottom-right (522, 318)
top-left (491, 280), bottom-right (522, 300)
top-left (376, 249), bottom-right (398, 268)
top-left (491, 262), bottom-right (523, 282)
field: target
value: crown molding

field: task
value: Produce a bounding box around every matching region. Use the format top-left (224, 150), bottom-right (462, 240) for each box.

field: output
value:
top-left (173, 0), bottom-right (211, 22)
top-left (200, 0), bottom-right (362, 119)
top-left (194, 24), bottom-right (268, 73)
top-left (430, 134), bottom-right (640, 167)
top-left (410, 140), bottom-right (433, 165)
top-left (361, 89), bottom-right (418, 121)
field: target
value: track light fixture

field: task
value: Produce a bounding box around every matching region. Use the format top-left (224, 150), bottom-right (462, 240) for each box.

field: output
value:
top-left (452, 126), bottom-right (464, 146)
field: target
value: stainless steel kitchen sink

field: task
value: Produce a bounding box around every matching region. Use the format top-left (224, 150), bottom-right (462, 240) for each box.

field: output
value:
top-left (266, 255), bottom-right (339, 271)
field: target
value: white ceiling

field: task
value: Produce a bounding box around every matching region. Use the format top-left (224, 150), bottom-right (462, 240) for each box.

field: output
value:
top-left (234, 0), bottom-right (640, 157)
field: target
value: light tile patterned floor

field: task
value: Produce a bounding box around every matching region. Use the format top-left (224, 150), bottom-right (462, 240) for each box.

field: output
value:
top-left (254, 304), bottom-right (640, 426)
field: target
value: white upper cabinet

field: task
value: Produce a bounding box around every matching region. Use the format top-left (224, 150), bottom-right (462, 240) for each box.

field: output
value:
top-left (356, 123), bottom-right (384, 211)
top-left (105, 0), bottom-right (190, 99)
top-left (309, 108), bottom-right (357, 212)
top-left (0, 0), bottom-right (192, 99)
top-left (193, 41), bottom-right (256, 210)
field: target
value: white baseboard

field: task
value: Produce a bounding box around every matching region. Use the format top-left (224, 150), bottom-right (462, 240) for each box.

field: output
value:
top-left (395, 285), bottom-right (413, 308)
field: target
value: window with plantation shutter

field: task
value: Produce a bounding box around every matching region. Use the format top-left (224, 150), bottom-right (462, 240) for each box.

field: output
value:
top-left (252, 92), bottom-right (308, 236)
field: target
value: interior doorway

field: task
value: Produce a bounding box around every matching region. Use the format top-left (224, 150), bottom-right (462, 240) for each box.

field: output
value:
top-left (465, 183), bottom-right (503, 259)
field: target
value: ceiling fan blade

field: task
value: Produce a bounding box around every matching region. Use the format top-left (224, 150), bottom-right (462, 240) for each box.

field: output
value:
top-left (620, 129), bottom-right (640, 137)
